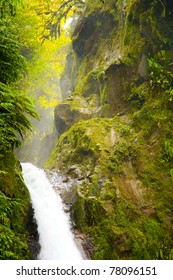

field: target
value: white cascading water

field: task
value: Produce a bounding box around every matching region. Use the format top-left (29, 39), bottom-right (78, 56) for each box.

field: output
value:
top-left (21, 162), bottom-right (83, 260)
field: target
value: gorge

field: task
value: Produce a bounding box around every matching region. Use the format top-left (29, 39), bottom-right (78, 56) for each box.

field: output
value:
top-left (0, 0), bottom-right (173, 260)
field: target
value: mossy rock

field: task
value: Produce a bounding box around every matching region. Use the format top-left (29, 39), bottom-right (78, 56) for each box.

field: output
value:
top-left (47, 0), bottom-right (173, 260)
top-left (54, 93), bottom-right (101, 136)
top-left (45, 117), bottom-right (133, 173)
top-left (45, 114), bottom-right (173, 259)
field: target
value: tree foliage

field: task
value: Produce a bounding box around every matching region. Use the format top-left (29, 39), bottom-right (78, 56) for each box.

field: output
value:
top-left (0, 0), bottom-right (38, 153)
top-left (0, 0), bottom-right (23, 18)
top-left (35, 0), bottom-right (86, 40)
top-left (0, 19), bottom-right (26, 84)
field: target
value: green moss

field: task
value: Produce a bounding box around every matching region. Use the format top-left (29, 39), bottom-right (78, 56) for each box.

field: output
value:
top-left (45, 117), bottom-right (132, 173)
top-left (92, 220), bottom-right (119, 260)
top-left (117, 0), bottom-right (172, 66)
top-left (45, 0), bottom-right (173, 260)
top-left (107, 138), bottom-right (132, 174)
top-left (75, 69), bottom-right (101, 97)
top-left (72, 196), bottom-right (86, 230)
top-left (122, 19), bottom-right (145, 66)
top-left (45, 111), bottom-right (173, 259)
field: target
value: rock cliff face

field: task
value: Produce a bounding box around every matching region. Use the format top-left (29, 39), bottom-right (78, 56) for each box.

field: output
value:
top-left (45, 0), bottom-right (173, 259)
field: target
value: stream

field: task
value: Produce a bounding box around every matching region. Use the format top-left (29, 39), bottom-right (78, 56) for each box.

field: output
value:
top-left (21, 162), bottom-right (83, 260)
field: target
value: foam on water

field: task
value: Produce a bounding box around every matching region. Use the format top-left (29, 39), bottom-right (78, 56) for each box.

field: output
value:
top-left (22, 162), bottom-right (83, 260)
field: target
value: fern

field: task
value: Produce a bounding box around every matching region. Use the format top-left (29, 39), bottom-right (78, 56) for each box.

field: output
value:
top-left (0, 17), bottom-right (39, 152)
top-left (0, 82), bottom-right (39, 151)
top-left (0, 19), bottom-right (26, 84)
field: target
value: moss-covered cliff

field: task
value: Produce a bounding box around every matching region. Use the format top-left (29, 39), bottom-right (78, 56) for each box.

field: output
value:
top-left (45, 0), bottom-right (173, 259)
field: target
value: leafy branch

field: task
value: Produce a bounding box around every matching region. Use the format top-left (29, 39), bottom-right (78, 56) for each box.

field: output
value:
top-left (148, 50), bottom-right (173, 100)
top-left (36, 0), bottom-right (86, 40)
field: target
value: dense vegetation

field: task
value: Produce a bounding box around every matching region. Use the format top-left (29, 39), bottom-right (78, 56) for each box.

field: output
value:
top-left (0, 0), bottom-right (38, 259)
top-left (45, 0), bottom-right (173, 260)
top-left (1, 0), bottom-right (173, 260)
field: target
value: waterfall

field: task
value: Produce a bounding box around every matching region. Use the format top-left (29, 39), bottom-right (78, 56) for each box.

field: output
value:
top-left (22, 163), bottom-right (83, 260)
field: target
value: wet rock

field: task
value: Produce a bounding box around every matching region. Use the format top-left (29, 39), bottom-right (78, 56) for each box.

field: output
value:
top-left (73, 229), bottom-right (94, 260)
top-left (77, 175), bottom-right (85, 181)
top-left (27, 206), bottom-right (40, 260)
top-left (60, 51), bottom-right (78, 100)
top-left (54, 103), bottom-right (76, 136)
top-left (62, 176), bottom-right (69, 183)
top-left (67, 165), bottom-right (83, 179)
top-left (54, 95), bottom-right (100, 136)
top-left (72, 12), bottom-right (116, 59)
top-left (138, 53), bottom-right (148, 79)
